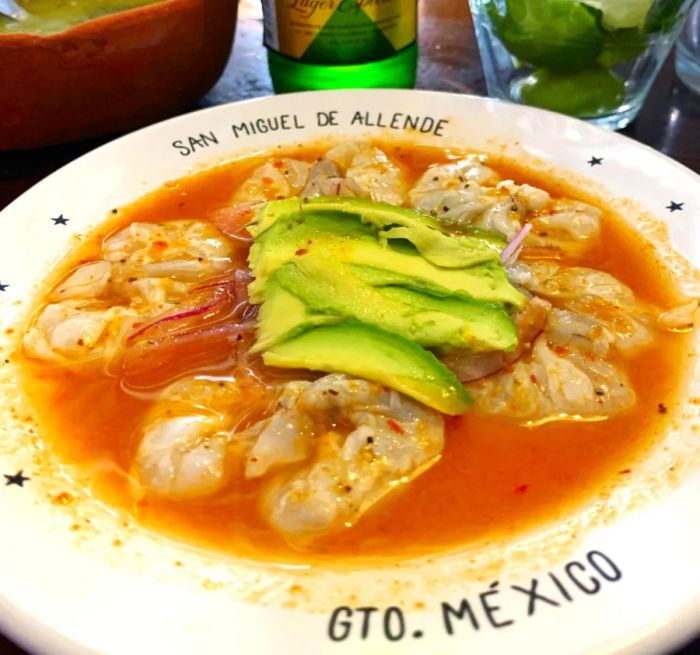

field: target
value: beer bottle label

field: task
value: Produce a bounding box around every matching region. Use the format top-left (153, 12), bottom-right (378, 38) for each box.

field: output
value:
top-left (262, 0), bottom-right (417, 65)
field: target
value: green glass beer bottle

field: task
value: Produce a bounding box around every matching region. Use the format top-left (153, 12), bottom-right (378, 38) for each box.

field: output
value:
top-left (261, 0), bottom-right (418, 93)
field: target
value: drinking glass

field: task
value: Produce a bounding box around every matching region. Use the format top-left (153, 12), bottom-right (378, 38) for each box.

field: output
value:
top-left (469, 0), bottom-right (698, 129)
top-left (676, 1), bottom-right (700, 92)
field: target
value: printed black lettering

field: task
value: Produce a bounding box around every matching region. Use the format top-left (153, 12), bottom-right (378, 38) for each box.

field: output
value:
top-left (356, 607), bottom-right (378, 639)
top-left (511, 578), bottom-right (559, 616)
top-left (441, 599), bottom-right (480, 635)
top-left (404, 114), bottom-right (419, 130)
top-left (376, 112), bottom-right (387, 128)
top-left (188, 136), bottom-right (204, 150)
top-left (328, 607), bottom-right (353, 642)
top-left (434, 118), bottom-right (449, 136)
top-left (200, 131), bottom-right (219, 146)
top-left (255, 118), bottom-right (269, 134)
top-left (172, 140), bottom-right (191, 157)
top-left (350, 110), bottom-right (365, 126)
top-left (383, 607), bottom-right (405, 641)
top-left (280, 114), bottom-right (291, 129)
top-left (293, 114), bottom-right (306, 129)
top-left (565, 561), bottom-right (601, 595)
top-left (549, 572), bottom-right (573, 602)
top-left (419, 116), bottom-right (436, 134)
top-left (587, 551), bottom-right (622, 582)
top-left (479, 581), bottom-right (515, 629)
top-left (390, 112), bottom-right (403, 129)
top-left (231, 122), bottom-right (251, 139)
top-left (317, 111), bottom-right (339, 127)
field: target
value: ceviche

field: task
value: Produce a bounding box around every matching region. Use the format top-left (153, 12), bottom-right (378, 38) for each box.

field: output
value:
top-left (19, 141), bottom-right (696, 561)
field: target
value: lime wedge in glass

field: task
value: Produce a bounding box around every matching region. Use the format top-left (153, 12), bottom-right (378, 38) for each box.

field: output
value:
top-left (580, 0), bottom-right (654, 29)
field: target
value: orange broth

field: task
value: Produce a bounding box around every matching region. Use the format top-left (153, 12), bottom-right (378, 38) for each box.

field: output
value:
top-left (18, 144), bottom-right (688, 563)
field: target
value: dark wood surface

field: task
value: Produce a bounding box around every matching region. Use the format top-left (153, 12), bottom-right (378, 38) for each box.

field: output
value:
top-left (1, 1), bottom-right (699, 653)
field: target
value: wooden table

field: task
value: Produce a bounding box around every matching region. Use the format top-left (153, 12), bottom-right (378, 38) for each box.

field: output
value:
top-left (1, 1), bottom-right (699, 653)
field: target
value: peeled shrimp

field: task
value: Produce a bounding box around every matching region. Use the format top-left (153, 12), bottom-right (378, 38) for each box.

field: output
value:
top-left (324, 142), bottom-right (407, 205)
top-left (134, 414), bottom-right (232, 498)
top-left (467, 309), bottom-right (636, 421)
top-left (23, 302), bottom-right (137, 363)
top-left (232, 158), bottom-right (312, 204)
top-left (253, 374), bottom-right (444, 540)
top-left (24, 221), bottom-right (237, 364)
top-left (302, 159), bottom-right (366, 199)
top-left (510, 262), bottom-right (654, 353)
top-left (525, 200), bottom-right (602, 257)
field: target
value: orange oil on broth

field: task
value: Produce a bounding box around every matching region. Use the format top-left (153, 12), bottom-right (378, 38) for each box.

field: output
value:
top-left (17, 144), bottom-right (689, 563)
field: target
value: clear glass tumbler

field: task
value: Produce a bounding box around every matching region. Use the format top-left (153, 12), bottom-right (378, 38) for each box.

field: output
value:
top-left (676, 1), bottom-right (700, 92)
top-left (469, 0), bottom-right (698, 130)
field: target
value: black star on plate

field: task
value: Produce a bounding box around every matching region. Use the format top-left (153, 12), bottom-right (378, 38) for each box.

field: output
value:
top-left (0, 282), bottom-right (7, 292)
top-left (4, 470), bottom-right (30, 487)
top-left (588, 156), bottom-right (604, 166)
top-left (666, 201), bottom-right (684, 212)
top-left (51, 214), bottom-right (69, 225)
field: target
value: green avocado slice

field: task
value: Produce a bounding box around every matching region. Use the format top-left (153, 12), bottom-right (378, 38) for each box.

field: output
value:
top-left (249, 213), bottom-right (525, 308)
top-left (253, 274), bottom-right (340, 352)
top-left (270, 253), bottom-right (517, 351)
top-left (377, 285), bottom-right (517, 352)
top-left (250, 197), bottom-right (502, 268)
top-left (263, 323), bottom-right (473, 415)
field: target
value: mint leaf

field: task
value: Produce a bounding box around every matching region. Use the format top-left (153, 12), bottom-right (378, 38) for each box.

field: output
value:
top-left (486, 0), bottom-right (603, 72)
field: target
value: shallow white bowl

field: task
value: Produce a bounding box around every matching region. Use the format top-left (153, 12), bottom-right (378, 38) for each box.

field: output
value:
top-left (1, 90), bottom-right (700, 655)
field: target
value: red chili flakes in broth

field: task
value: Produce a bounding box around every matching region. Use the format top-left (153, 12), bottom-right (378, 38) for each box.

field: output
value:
top-left (387, 419), bottom-right (404, 434)
top-left (514, 484), bottom-right (529, 495)
top-left (295, 248), bottom-right (308, 256)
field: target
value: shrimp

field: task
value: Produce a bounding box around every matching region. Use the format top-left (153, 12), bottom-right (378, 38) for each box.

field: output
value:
top-left (466, 309), bottom-right (636, 421)
top-left (24, 221), bottom-right (237, 364)
top-left (253, 374), bottom-right (444, 540)
top-left (23, 302), bottom-right (138, 363)
top-left (133, 377), bottom-right (272, 498)
top-left (51, 261), bottom-right (112, 301)
top-left (509, 262), bottom-right (654, 353)
top-left (324, 142), bottom-right (407, 205)
top-left (408, 156), bottom-right (503, 228)
top-left (524, 199), bottom-right (602, 257)
top-left (232, 158), bottom-right (311, 204)
top-left (302, 159), bottom-right (366, 199)
top-left (104, 220), bottom-right (235, 284)
top-left (134, 414), bottom-right (232, 498)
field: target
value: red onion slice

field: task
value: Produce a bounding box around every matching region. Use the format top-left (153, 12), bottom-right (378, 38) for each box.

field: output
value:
top-left (501, 223), bottom-right (532, 264)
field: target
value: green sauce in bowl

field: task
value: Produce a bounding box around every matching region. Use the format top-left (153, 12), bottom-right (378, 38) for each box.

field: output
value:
top-left (0, 0), bottom-right (164, 35)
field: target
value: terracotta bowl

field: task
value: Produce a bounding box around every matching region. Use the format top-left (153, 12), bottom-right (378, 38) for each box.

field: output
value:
top-left (0, 0), bottom-right (238, 150)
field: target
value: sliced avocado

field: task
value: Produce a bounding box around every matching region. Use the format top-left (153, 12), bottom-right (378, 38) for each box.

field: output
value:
top-left (379, 225), bottom-right (499, 268)
top-left (263, 323), bottom-right (473, 415)
top-left (248, 197), bottom-right (301, 238)
top-left (251, 197), bottom-right (501, 268)
top-left (249, 213), bottom-right (525, 307)
top-left (253, 274), bottom-right (339, 352)
top-left (273, 253), bottom-right (517, 350)
top-left (248, 212), bottom-right (375, 302)
top-left (377, 285), bottom-right (517, 352)
top-left (350, 263), bottom-right (526, 308)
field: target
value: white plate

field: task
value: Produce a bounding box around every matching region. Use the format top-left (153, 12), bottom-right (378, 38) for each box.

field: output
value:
top-left (1, 90), bottom-right (700, 655)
